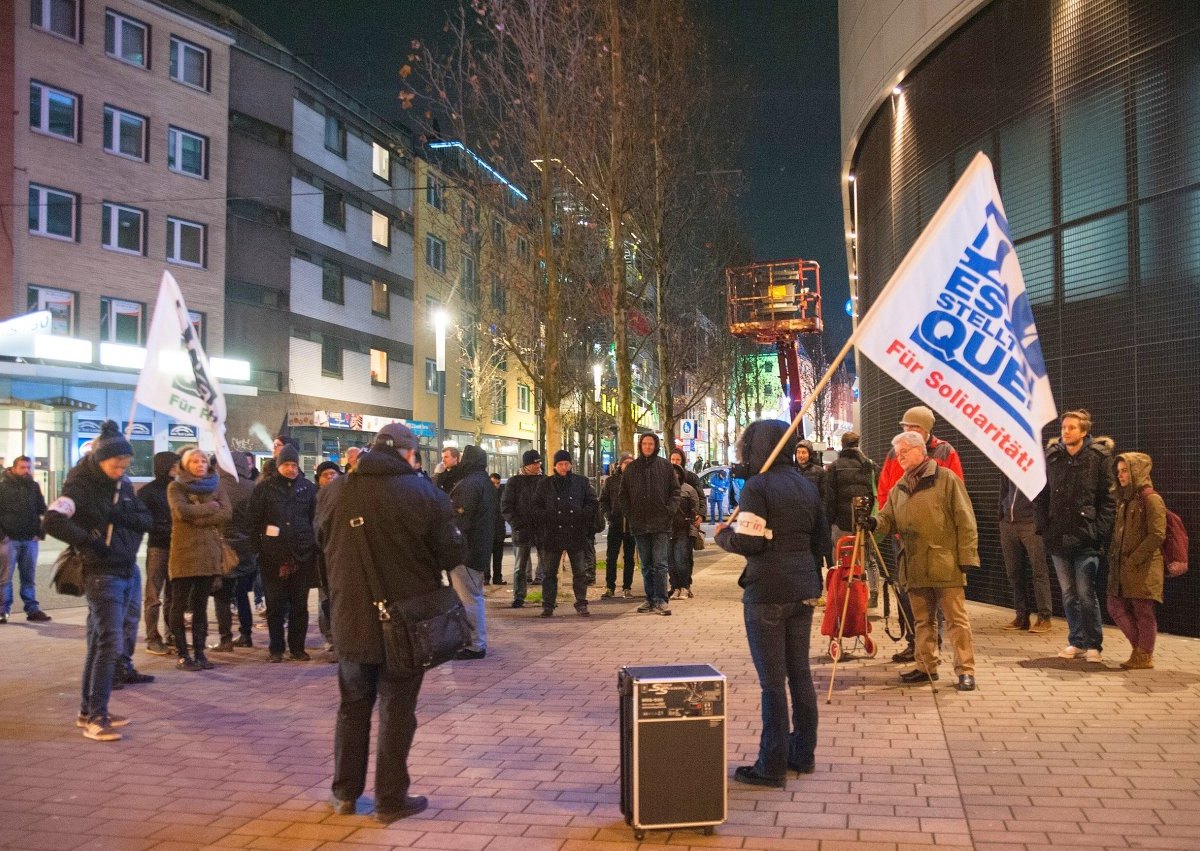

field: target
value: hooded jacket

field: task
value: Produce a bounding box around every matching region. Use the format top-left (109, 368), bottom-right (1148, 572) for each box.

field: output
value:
top-left (502, 467), bottom-right (544, 546)
top-left (671, 465), bottom-right (701, 538)
top-left (824, 447), bottom-right (875, 531)
top-left (997, 475), bottom-right (1037, 524)
top-left (43, 455), bottom-right (153, 578)
top-left (0, 468), bottom-right (47, 541)
top-left (619, 433), bottom-right (680, 535)
top-left (1107, 452), bottom-right (1165, 602)
top-left (449, 445), bottom-right (497, 572)
top-left (715, 420), bottom-right (830, 604)
top-left (167, 469), bottom-right (233, 580)
top-left (795, 440), bottom-right (826, 499)
top-left (315, 446), bottom-right (466, 664)
top-left (138, 452), bottom-right (179, 550)
top-left (1035, 434), bottom-right (1116, 557)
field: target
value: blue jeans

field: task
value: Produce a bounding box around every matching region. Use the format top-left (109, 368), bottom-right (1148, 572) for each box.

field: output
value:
top-left (634, 532), bottom-right (670, 605)
top-left (1052, 553), bottom-right (1103, 651)
top-left (449, 565), bottom-right (487, 651)
top-left (334, 661), bottom-right (424, 813)
top-left (81, 573), bottom-right (132, 722)
top-left (3, 538), bottom-right (41, 615)
top-left (743, 600), bottom-right (818, 778)
top-left (120, 566), bottom-right (142, 670)
top-left (708, 496), bottom-right (725, 523)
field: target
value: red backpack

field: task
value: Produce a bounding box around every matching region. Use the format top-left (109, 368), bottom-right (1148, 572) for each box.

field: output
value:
top-left (1141, 487), bottom-right (1189, 577)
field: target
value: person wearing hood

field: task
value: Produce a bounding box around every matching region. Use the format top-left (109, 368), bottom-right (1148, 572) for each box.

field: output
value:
top-left (167, 448), bottom-right (233, 671)
top-left (246, 443), bottom-right (318, 662)
top-left (488, 473), bottom-right (507, 585)
top-left (137, 451), bottom-right (179, 655)
top-left (532, 449), bottom-right (598, 617)
top-left (447, 445), bottom-right (495, 659)
top-left (668, 464), bottom-right (702, 599)
top-left (0, 455), bottom-right (50, 624)
top-left (998, 474), bottom-right (1053, 634)
top-left (211, 451), bottom-right (259, 652)
top-left (794, 440), bottom-right (826, 500)
top-left (1106, 452), bottom-right (1166, 670)
top-left (715, 420), bottom-right (831, 787)
top-left (501, 449), bottom-right (544, 608)
top-left (44, 421), bottom-right (153, 742)
top-left (619, 432), bottom-right (680, 615)
top-left (1035, 409), bottom-right (1116, 663)
top-left (599, 453), bottom-right (636, 598)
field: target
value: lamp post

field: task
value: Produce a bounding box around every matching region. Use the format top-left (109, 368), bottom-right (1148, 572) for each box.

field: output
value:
top-left (593, 362), bottom-right (602, 491)
top-left (433, 308), bottom-right (449, 461)
top-left (705, 396), bottom-right (713, 467)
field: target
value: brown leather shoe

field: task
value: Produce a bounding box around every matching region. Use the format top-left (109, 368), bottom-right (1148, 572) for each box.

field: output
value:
top-left (1002, 617), bottom-right (1029, 630)
top-left (1028, 617), bottom-right (1053, 634)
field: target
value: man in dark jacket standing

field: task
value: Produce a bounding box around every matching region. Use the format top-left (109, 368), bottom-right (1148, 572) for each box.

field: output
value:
top-left (488, 473), bottom-right (507, 585)
top-left (0, 456), bottom-right (50, 623)
top-left (620, 433), bottom-right (680, 615)
top-left (1035, 409), bottom-right (1115, 662)
top-left (501, 450), bottom-right (543, 608)
top-left (212, 451), bottom-right (259, 652)
top-left (999, 475), bottom-right (1054, 634)
top-left (599, 453), bottom-right (636, 598)
top-left (316, 422), bottom-right (465, 824)
top-left (533, 450), bottom-right (598, 617)
top-left (823, 433), bottom-right (877, 604)
top-left (446, 445), bottom-right (495, 659)
top-left (137, 451), bottom-right (178, 653)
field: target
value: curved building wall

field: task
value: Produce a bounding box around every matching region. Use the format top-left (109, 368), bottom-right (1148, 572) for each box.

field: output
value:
top-left (842, 0), bottom-right (1200, 636)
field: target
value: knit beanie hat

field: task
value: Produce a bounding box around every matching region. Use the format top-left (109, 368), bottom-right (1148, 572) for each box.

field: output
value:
top-left (900, 405), bottom-right (935, 434)
top-left (552, 449), bottom-right (572, 465)
top-left (315, 460), bottom-right (341, 478)
top-left (522, 449), bottom-right (542, 465)
top-left (93, 420), bottom-right (134, 462)
top-left (277, 444), bottom-right (300, 465)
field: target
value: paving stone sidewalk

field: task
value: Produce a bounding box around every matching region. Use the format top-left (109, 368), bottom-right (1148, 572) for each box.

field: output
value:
top-left (2, 547), bottom-right (1199, 850)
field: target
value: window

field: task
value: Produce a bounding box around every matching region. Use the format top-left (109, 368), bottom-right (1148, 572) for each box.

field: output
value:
top-left (372, 142), bottom-right (390, 181)
top-left (322, 259), bottom-right (344, 304)
top-left (166, 217), bottom-right (205, 267)
top-left (103, 106), bottom-right (147, 160)
top-left (371, 279), bottom-right (390, 318)
top-left (1062, 212), bottom-right (1129, 303)
top-left (105, 11), bottom-right (148, 68)
top-left (426, 176), bottom-right (445, 211)
top-left (460, 197), bottom-right (478, 228)
top-left (491, 379), bottom-right (507, 424)
top-left (371, 210), bottom-right (390, 249)
top-left (99, 297), bottom-right (144, 345)
top-left (321, 336), bottom-right (342, 377)
top-left (425, 359), bottom-right (440, 394)
top-left (27, 285), bottom-right (76, 334)
top-left (516, 236), bottom-right (530, 263)
top-left (491, 217), bottom-right (505, 248)
top-left (169, 36), bottom-right (209, 90)
top-left (31, 0), bottom-right (80, 40)
top-left (491, 272), bottom-right (506, 312)
top-left (460, 367), bottom-right (475, 419)
top-left (323, 188), bottom-right (345, 229)
top-left (168, 127), bottom-right (207, 178)
top-left (28, 184), bottom-right (77, 241)
top-left (370, 349), bottom-right (389, 386)
top-left (101, 202), bottom-right (146, 255)
top-left (517, 383), bottom-right (532, 413)
top-left (460, 254), bottom-right (478, 302)
top-left (29, 82), bottom-right (79, 141)
top-left (489, 347), bottom-right (507, 372)
top-left (324, 113), bottom-right (346, 157)
top-left (425, 234), bottom-right (446, 272)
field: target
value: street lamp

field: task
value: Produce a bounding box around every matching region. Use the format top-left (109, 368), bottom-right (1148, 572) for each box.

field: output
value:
top-left (592, 362), bottom-right (602, 490)
top-left (705, 396), bottom-right (713, 467)
top-left (432, 308), bottom-right (449, 459)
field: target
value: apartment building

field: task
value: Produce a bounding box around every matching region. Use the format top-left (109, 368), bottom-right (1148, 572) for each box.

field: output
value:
top-left (1, 0), bottom-right (247, 494)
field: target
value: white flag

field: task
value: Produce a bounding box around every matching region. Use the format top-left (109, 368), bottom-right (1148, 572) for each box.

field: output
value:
top-left (855, 152), bottom-right (1057, 499)
top-left (134, 271), bottom-right (238, 477)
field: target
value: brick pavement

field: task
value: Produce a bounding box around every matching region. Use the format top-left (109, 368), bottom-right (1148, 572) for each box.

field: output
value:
top-left (2, 545), bottom-right (1199, 850)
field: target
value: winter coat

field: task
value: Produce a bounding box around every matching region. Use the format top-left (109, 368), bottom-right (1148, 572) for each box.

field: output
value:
top-left (1107, 452), bottom-right (1165, 603)
top-left (532, 470), bottom-right (598, 553)
top-left (824, 447), bottom-right (875, 531)
top-left (672, 482), bottom-right (701, 539)
top-left (245, 470), bottom-right (318, 583)
top-left (138, 452), bottom-right (179, 550)
top-left (997, 475), bottom-right (1037, 525)
top-left (877, 435), bottom-right (963, 508)
top-left (315, 447), bottom-right (466, 665)
top-left (43, 455), bottom-right (152, 579)
top-left (796, 441), bottom-right (826, 499)
top-left (619, 434), bottom-right (680, 535)
top-left (501, 471), bottom-right (544, 546)
top-left (679, 467), bottom-right (706, 505)
top-left (874, 459), bottom-right (979, 590)
top-left (167, 472), bottom-right (233, 580)
top-left (493, 483), bottom-right (507, 544)
top-left (600, 470), bottom-right (630, 536)
top-left (715, 420), bottom-right (830, 604)
top-left (0, 469), bottom-right (47, 541)
top-left (219, 464), bottom-right (257, 564)
top-left (1035, 435), bottom-right (1116, 558)
top-left (448, 445), bottom-right (496, 572)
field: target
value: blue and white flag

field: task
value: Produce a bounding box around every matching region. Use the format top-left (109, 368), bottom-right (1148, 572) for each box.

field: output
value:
top-left (855, 152), bottom-right (1056, 499)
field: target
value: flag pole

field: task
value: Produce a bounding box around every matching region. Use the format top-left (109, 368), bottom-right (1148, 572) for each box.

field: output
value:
top-left (124, 396), bottom-right (139, 441)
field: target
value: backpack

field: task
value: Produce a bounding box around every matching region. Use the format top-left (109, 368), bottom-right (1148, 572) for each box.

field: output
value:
top-left (1141, 487), bottom-right (1189, 577)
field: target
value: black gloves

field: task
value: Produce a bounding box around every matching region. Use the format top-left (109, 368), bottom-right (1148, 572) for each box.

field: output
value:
top-left (856, 515), bottom-right (878, 532)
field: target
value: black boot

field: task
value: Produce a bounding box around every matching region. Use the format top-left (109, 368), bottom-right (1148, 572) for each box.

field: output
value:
top-left (194, 650), bottom-right (215, 670)
top-left (177, 654), bottom-right (201, 672)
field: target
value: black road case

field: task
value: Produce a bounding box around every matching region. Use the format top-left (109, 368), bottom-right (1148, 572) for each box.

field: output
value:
top-left (618, 664), bottom-right (726, 841)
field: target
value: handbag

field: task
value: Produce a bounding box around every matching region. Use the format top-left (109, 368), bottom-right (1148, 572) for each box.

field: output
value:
top-left (690, 525), bottom-right (706, 551)
top-left (219, 539), bottom-right (240, 575)
top-left (51, 547), bottom-right (86, 596)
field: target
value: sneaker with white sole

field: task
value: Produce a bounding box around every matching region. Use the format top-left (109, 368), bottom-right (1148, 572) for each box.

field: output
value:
top-left (83, 720), bottom-right (123, 741)
top-left (77, 713), bottom-right (129, 728)
top-left (636, 601), bottom-right (655, 613)
top-left (1085, 648), bottom-right (1103, 662)
top-left (1058, 645), bottom-right (1082, 659)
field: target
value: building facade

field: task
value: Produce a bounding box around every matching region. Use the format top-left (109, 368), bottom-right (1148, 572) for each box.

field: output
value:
top-left (840, 0), bottom-right (1200, 636)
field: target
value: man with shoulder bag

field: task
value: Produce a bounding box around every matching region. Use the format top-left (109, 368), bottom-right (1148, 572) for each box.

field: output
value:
top-left (315, 423), bottom-right (466, 824)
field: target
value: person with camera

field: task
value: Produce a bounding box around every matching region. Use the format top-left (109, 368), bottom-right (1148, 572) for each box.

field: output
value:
top-left (859, 431), bottom-right (978, 691)
top-left (716, 420), bottom-right (830, 787)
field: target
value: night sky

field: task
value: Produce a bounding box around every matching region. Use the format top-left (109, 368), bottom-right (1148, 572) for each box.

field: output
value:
top-left (221, 0), bottom-right (850, 347)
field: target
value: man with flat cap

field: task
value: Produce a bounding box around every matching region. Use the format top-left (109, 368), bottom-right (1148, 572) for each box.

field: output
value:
top-left (501, 449), bottom-right (545, 609)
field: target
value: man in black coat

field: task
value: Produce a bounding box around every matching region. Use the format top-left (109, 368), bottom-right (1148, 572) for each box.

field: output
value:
top-left (0, 456), bottom-right (50, 623)
top-left (500, 450), bottom-right (544, 608)
top-left (487, 473), bottom-right (507, 585)
top-left (619, 433), bottom-right (679, 614)
top-left (136, 451), bottom-right (178, 653)
top-left (599, 453), bottom-right (636, 598)
top-left (446, 445), bottom-right (495, 659)
top-left (316, 422), bottom-right (465, 824)
top-left (533, 450), bottom-right (598, 617)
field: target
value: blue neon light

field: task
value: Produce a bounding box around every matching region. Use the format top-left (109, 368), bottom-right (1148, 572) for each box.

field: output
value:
top-left (428, 141), bottom-right (529, 202)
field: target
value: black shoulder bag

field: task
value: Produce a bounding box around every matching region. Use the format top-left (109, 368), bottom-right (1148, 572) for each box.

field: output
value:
top-left (342, 477), bottom-right (469, 676)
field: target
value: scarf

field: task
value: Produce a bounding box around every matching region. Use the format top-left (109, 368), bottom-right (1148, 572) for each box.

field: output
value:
top-left (176, 468), bottom-right (219, 495)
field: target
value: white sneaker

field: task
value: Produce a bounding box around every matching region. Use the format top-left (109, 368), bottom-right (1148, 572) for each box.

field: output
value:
top-left (1058, 645), bottom-right (1082, 659)
top-left (1085, 648), bottom-right (1103, 662)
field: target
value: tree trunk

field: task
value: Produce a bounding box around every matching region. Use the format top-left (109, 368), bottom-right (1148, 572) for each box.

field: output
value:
top-left (608, 0), bottom-right (635, 456)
